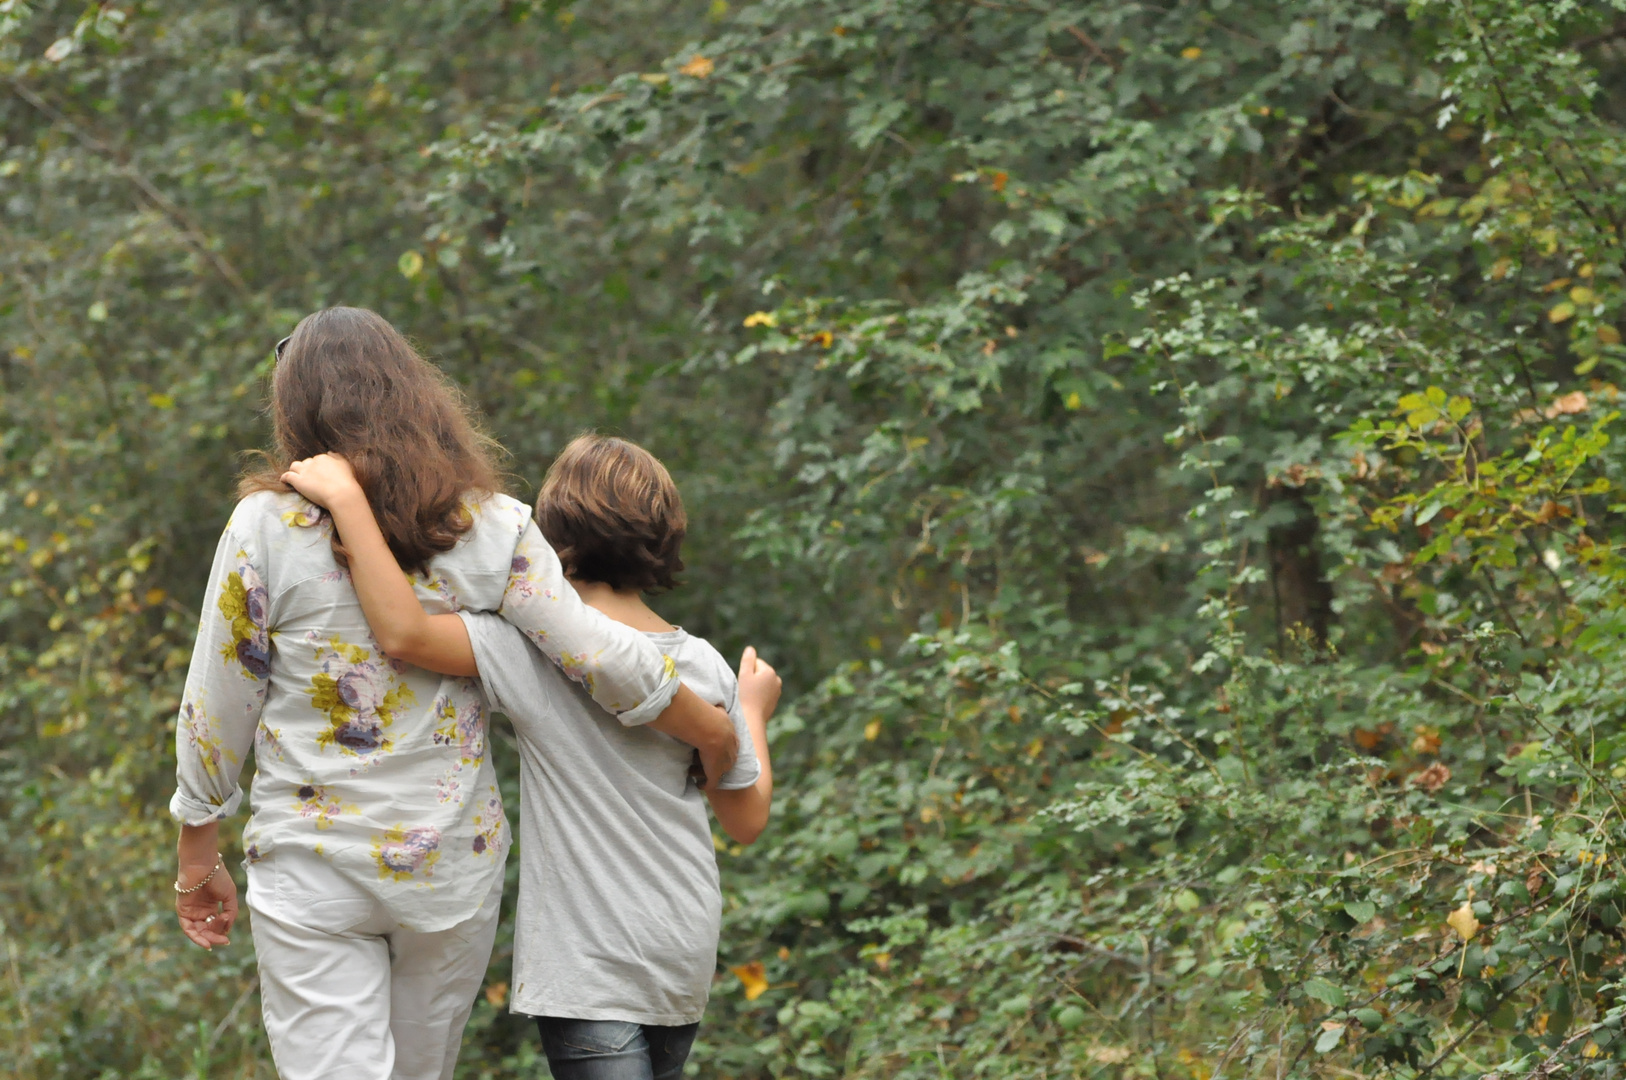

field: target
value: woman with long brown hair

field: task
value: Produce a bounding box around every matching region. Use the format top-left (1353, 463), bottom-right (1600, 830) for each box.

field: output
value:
top-left (167, 307), bottom-right (735, 1080)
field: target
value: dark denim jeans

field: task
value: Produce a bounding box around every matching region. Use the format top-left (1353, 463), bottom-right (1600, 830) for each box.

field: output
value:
top-left (534, 1016), bottom-right (700, 1080)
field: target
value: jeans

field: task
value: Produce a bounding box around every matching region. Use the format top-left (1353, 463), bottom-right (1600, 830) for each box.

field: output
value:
top-left (534, 1017), bottom-right (700, 1080)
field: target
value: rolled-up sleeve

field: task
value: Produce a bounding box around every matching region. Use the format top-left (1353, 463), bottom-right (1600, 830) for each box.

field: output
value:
top-left (498, 519), bottom-right (679, 725)
top-left (169, 519), bottom-right (270, 825)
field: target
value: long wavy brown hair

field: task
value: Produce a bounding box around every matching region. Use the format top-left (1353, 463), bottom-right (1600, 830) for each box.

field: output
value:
top-left (240, 306), bottom-right (503, 574)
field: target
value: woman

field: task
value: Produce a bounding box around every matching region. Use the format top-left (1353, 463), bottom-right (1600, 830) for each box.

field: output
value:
top-left (169, 307), bottom-right (736, 1080)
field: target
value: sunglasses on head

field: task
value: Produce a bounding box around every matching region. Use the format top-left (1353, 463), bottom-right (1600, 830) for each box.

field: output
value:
top-left (275, 335), bottom-right (292, 360)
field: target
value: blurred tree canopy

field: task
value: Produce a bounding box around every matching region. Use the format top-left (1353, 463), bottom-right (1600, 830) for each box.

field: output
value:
top-left (7, 1), bottom-right (1626, 1077)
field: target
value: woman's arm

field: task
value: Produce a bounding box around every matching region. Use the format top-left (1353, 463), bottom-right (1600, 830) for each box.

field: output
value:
top-left (282, 454), bottom-right (740, 781)
top-left (706, 647), bottom-right (780, 845)
top-left (169, 510), bottom-right (272, 948)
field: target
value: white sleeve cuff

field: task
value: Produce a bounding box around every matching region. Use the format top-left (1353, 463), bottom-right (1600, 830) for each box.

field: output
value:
top-left (169, 787), bottom-right (244, 826)
top-left (614, 667), bottom-right (681, 727)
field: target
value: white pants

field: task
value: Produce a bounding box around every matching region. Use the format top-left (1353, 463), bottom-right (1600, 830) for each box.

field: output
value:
top-left (247, 849), bottom-right (503, 1080)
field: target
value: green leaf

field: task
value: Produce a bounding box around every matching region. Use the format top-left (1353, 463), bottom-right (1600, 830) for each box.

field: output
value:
top-left (1173, 888), bottom-right (1201, 912)
top-left (1315, 1024), bottom-right (1346, 1053)
top-left (1345, 900), bottom-right (1377, 924)
top-left (1304, 978), bottom-right (1347, 1007)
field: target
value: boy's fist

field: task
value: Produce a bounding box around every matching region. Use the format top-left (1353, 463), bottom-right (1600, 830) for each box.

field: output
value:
top-left (281, 452), bottom-right (363, 510)
top-left (738, 646), bottom-right (782, 721)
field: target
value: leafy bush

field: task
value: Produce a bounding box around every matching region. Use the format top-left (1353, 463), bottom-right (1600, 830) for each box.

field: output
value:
top-left (7, 1), bottom-right (1626, 1078)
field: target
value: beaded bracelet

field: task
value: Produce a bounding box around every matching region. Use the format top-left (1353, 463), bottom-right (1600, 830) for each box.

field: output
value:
top-left (174, 858), bottom-right (223, 895)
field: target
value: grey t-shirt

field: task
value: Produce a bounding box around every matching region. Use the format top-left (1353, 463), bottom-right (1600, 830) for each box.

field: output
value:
top-left (458, 612), bottom-right (760, 1026)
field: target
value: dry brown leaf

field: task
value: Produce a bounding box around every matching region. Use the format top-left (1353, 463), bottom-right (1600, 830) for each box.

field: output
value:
top-left (679, 55), bottom-right (715, 78)
top-left (1413, 762), bottom-right (1452, 792)
top-left (1546, 391), bottom-right (1589, 417)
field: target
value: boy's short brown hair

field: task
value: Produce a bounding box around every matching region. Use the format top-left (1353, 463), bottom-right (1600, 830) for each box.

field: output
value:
top-left (535, 434), bottom-right (687, 593)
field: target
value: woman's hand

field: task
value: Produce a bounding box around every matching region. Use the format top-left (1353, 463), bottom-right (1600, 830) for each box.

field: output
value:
top-left (738, 646), bottom-right (782, 720)
top-left (175, 857), bottom-right (238, 950)
top-left (281, 453), bottom-right (365, 511)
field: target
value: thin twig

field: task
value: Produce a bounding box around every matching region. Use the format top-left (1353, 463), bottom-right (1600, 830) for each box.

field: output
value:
top-left (7, 78), bottom-right (252, 298)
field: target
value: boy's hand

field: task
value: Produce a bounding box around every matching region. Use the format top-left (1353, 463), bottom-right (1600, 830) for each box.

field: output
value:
top-left (738, 646), bottom-right (782, 720)
top-left (281, 453), bottom-right (364, 511)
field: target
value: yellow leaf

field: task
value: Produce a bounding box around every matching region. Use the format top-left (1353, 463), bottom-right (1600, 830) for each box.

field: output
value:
top-left (398, 250), bottom-right (424, 279)
top-left (870, 950), bottom-right (891, 971)
top-left (145, 588), bottom-right (167, 606)
top-left (148, 392), bottom-right (175, 409)
top-left (1447, 901), bottom-right (1479, 941)
top-left (730, 961), bottom-right (768, 1000)
top-left (864, 718), bottom-right (881, 741)
top-left (1181, 46), bottom-right (1203, 59)
top-left (1549, 301), bottom-right (1575, 324)
top-left (679, 55), bottom-right (715, 78)
top-left (484, 981), bottom-right (508, 1007)
top-left (778, 946), bottom-right (790, 960)
top-left (1571, 286), bottom-right (1597, 305)
top-left (742, 311), bottom-right (777, 328)
top-left (1406, 407), bottom-right (1440, 428)
top-left (1599, 325), bottom-right (1622, 345)
top-left (1064, 391), bottom-right (1082, 410)
top-left (638, 73), bottom-right (669, 84)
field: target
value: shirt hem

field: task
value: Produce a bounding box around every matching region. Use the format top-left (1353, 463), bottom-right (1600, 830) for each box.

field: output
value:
top-left (510, 996), bottom-right (706, 1027)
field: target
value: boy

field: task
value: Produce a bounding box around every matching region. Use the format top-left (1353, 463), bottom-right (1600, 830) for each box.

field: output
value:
top-left (281, 435), bottom-right (778, 1080)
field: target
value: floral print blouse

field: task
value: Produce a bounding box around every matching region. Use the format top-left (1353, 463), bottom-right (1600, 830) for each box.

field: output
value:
top-left (169, 490), bottom-right (681, 932)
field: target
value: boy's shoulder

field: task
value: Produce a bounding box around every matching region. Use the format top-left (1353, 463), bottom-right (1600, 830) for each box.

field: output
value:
top-left (662, 630), bottom-right (738, 703)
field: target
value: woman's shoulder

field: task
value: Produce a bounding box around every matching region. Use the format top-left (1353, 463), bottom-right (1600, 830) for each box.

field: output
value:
top-left (226, 489), bottom-right (325, 535)
top-left (460, 491), bottom-right (531, 539)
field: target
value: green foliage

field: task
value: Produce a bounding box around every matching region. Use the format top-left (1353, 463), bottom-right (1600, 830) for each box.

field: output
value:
top-left (9, 0), bottom-right (1626, 1078)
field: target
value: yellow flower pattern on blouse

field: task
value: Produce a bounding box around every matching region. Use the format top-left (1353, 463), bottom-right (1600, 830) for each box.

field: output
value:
top-left (293, 783), bottom-right (359, 830)
top-left (373, 823), bottom-right (443, 882)
top-left (307, 637), bottom-right (415, 758)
